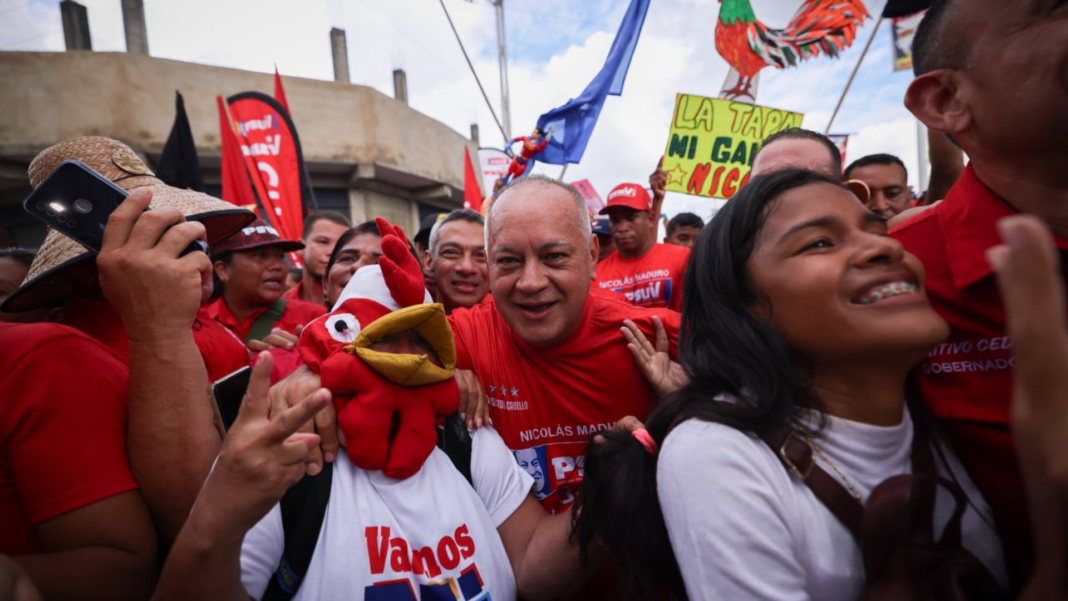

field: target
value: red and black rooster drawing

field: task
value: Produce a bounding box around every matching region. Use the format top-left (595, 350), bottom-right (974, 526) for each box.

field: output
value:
top-left (716, 0), bottom-right (870, 99)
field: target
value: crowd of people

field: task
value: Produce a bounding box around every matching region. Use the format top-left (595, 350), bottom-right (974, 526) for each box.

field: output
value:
top-left (2, 1), bottom-right (1068, 599)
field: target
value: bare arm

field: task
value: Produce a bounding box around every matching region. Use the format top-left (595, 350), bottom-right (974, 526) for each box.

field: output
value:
top-left (649, 155), bottom-right (667, 240)
top-left (924, 130), bottom-right (965, 204)
top-left (497, 497), bottom-right (604, 600)
top-left (97, 188), bottom-right (223, 547)
top-left (15, 491), bottom-right (158, 601)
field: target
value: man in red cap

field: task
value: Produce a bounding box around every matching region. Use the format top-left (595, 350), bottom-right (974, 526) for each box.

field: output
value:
top-left (594, 183), bottom-right (691, 312)
top-left (200, 219), bottom-right (326, 345)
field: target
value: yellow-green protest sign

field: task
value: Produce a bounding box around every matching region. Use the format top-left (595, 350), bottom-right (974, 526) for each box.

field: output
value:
top-left (663, 93), bottom-right (804, 199)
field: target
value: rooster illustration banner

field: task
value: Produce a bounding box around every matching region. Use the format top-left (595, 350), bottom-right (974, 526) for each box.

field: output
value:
top-left (890, 10), bottom-right (926, 72)
top-left (716, 0), bottom-right (870, 101)
top-left (662, 93), bottom-right (803, 199)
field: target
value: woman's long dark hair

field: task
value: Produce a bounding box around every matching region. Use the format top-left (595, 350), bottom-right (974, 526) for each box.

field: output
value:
top-left (574, 169), bottom-right (845, 600)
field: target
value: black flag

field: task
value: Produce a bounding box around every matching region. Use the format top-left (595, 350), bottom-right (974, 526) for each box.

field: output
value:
top-left (157, 91), bottom-right (206, 192)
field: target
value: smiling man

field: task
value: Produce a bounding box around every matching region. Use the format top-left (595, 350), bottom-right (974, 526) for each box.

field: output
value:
top-left (424, 209), bottom-right (490, 314)
top-left (845, 154), bottom-right (911, 218)
top-left (593, 183), bottom-right (690, 311)
top-left (447, 175), bottom-right (681, 514)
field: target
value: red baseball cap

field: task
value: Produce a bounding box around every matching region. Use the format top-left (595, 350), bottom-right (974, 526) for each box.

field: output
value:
top-left (212, 218), bottom-right (305, 256)
top-left (599, 183), bottom-right (652, 215)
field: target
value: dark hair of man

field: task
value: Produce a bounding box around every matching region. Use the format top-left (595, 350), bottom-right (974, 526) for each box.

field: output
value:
top-left (533, 126), bottom-right (544, 136)
top-left (755, 128), bottom-right (842, 175)
top-left (302, 210), bottom-right (352, 239)
top-left (665, 212), bottom-right (705, 238)
top-left (429, 209), bottom-right (484, 255)
top-left (573, 168), bottom-right (958, 600)
top-left (0, 247), bottom-right (35, 267)
top-left (911, 0), bottom-right (964, 76)
top-left (844, 153), bottom-right (909, 182)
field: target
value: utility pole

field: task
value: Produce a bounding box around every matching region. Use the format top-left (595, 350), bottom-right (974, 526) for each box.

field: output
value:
top-left (493, 0), bottom-right (512, 141)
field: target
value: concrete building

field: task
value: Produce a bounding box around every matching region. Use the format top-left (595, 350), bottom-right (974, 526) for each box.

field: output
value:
top-left (0, 51), bottom-right (476, 247)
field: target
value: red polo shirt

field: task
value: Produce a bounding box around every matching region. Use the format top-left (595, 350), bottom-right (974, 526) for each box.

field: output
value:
top-left (199, 296), bottom-right (325, 344)
top-left (284, 280), bottom-right (307, 303)
top-left (594, 243), bottom-right (690, 311)
top-left (891, 165), bottom-right (1068, 577)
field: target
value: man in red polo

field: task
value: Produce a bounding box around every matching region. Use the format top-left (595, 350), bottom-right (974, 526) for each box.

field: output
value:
top-left (893, 0), bottom-right (1068, 580)
top-left (594, 183), bottom-right (690, 312)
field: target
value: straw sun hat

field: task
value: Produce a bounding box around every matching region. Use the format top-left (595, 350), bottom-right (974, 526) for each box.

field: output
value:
top-left (1, 136), bottom-right (255, 313)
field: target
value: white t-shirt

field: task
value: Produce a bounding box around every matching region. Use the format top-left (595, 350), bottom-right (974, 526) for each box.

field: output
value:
top-left (658, 408), bottom-right (1008, 601)
top-left (240, 426), bottom-right (533, 601)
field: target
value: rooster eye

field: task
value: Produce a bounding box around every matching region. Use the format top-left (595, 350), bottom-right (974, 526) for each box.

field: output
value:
top-left (325, 313), bottom-right (360, 343)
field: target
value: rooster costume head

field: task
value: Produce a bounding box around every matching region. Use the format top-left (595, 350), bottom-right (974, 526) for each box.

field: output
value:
top-left (298, 218), bottom-right (459, 479)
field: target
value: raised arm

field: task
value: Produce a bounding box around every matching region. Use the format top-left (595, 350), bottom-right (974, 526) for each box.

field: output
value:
top-left (649, 156), bottom-right (667, 240)
top-left (153, 354), bottom-right (329, 601)
top-left (97, 188), bottom-right (222, 547)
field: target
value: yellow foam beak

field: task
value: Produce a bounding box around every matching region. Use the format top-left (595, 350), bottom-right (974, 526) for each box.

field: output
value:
top-left (342, 303), bottom-right (456, 387)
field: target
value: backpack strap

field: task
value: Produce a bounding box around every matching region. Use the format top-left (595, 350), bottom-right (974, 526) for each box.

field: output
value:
top-left (758, 427), bottom-right (866, 538)
top-left (438, 412), bottom-right (474, 486)
top-left (261, 461), bottom-right (334, 601)
top-left (245, 298), bottom-right (289, 345)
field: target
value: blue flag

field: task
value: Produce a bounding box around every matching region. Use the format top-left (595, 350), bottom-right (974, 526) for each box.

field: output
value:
top-left (535, 0), bottom-right (650, 165)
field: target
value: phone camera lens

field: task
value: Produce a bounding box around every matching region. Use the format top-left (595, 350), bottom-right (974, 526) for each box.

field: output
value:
top-left (46, 208), bottom-right (56, 217)
top-left (57, 213), bottom-right (67, 223)
top-left (35, 202), bottom-right (46, 212)
top-left (66, 220), bottom-right (76, 229)
top-left (73, 198), bottom-right (93, 214)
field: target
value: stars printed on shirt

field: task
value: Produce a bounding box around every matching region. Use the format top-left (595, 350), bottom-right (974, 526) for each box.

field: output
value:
top-left (487, 384), bottom-right (520, 397)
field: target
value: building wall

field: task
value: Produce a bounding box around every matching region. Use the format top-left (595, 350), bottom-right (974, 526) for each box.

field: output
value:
top-left (0, 51), bottom-right (474, 245)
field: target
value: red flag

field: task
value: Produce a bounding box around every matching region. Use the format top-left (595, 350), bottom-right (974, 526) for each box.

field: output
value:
top-left (463, 147), bottom-right (482, 212)
top-left (274, 66), bottom-right (290, 114)
top-left (227, 92), bottom-right (309, 249)
top-left (216, 96), bottom-right (257, 209)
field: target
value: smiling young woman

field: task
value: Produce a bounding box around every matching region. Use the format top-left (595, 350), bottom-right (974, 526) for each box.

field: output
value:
top-left (575, 169), bottom-right (1008, 601)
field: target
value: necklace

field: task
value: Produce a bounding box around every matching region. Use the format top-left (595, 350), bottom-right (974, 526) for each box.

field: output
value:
top-left (801, 431), bottom-right (863, 503)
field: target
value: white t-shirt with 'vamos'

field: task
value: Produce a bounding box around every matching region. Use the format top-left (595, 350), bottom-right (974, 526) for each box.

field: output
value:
top-left (240, 426), bottom-right (533, 601)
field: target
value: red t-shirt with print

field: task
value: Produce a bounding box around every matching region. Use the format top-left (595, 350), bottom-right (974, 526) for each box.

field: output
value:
top-left (0, 322), bottom-right (138, 554)
top-left (891, 165), bottom-right (1068, 577)
top-left (199, 297), bottom-right (326, 344)
top-left (594, 243), bottom-right (690, 311)
top-left (448, 293), bottom-right (679, 514)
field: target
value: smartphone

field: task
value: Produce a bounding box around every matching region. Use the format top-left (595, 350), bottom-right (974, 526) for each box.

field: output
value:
top-left (212, 366), bottom-right (251, 432)
top-left (23, 160), bottom-right (209, 255)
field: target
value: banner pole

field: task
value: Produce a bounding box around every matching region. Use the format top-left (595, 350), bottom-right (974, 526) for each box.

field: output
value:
top-left (439, 0), bottom-right (509, 144)
top-left (559, 164), bottom-right (570, 180)
top-left (824, 14), bottom-right (884, 136)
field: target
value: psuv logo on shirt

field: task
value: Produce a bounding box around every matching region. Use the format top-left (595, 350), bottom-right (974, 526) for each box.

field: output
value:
top-left (364, 525), bottom-right (490, 600)
top-left (620, 280), bottom-right (671, 305)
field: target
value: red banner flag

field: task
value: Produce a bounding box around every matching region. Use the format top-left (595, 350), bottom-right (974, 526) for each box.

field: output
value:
top-left (274, 66), bottom-right (290, 114)
top-left (226, 92), bottom-right (310, 248)
top-left (463, 147), bottom-right (483, 212)
top-left (216, 96), bottom-right (257, 209)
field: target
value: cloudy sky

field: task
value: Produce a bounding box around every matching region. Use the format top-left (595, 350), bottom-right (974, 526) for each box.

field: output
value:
top-left (1, 0), bottom-right (925, 219)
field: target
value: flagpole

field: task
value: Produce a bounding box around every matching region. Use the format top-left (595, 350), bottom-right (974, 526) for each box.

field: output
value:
top-left (439, 0), bottom-right (510, 144)
top-left (559, 164), bottom-right (569, 180)
top-left (823, 14), bottom-right (884, 136)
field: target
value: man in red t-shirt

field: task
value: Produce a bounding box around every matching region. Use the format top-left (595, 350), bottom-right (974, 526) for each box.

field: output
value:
top-left (892, 0), bottom-right (1068, 580)
top-left (202, 219), bottom-right (326, 344)
top-left (594, 182), bottom-right (690, 312)
top-left (449, 175), bottom-right (680, 514)
top-left (286, 210), bottom-right (351, 306)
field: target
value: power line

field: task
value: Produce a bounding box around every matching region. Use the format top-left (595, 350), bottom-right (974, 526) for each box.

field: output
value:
top-left (437, 0), bottom-right (509, 144)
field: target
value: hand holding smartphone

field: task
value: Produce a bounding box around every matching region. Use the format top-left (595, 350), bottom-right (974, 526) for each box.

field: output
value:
top-left (22, 160), bottom-right (209, 256)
